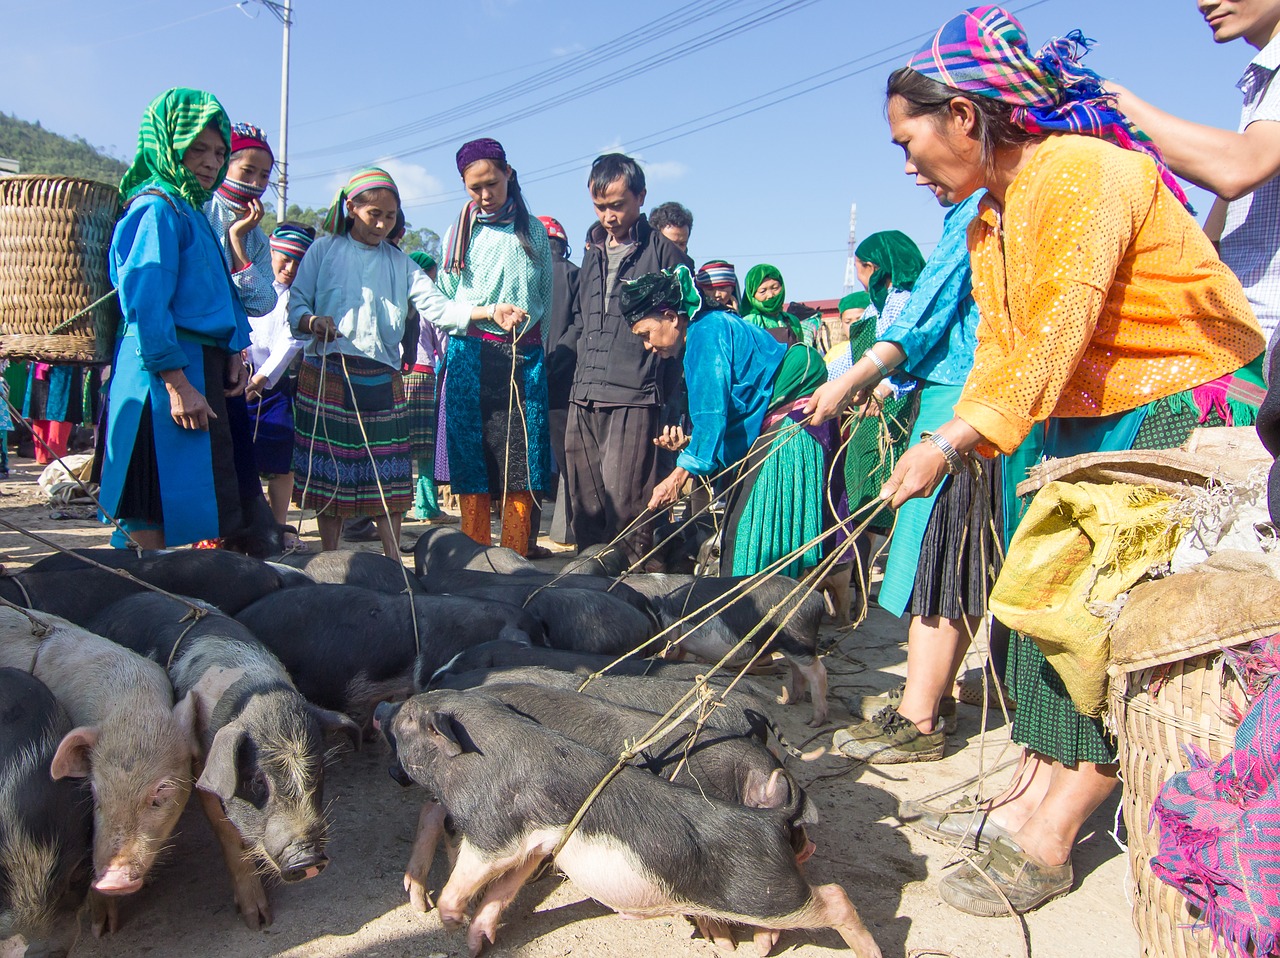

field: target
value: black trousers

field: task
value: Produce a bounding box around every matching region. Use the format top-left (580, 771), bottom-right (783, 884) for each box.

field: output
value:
top-left (565, 401), bottom-right (661, 560)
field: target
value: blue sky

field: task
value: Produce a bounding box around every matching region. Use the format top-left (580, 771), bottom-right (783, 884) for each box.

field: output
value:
top-left (0, 0), bottom-right (1252, 299)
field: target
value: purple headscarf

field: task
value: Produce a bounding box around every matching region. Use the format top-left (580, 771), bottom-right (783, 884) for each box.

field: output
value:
top-left (455, 138), bottom-right (506, 176)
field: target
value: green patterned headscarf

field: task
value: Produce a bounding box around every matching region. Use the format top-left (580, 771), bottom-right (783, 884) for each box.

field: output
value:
top-left (119, 88), bottom-right (231, 209)
top-left (854, 230), bottom-right (925, 314)
top-left (741, 263), bottom-right (803, 342)
top-left (620, 265), bottom-right (703, 326)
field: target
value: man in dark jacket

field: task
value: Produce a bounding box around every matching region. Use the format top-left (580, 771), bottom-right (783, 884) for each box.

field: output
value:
top-left (538, 215), bottom-right (580, 545)
top-left (565, 153), bottom-right (693, 560)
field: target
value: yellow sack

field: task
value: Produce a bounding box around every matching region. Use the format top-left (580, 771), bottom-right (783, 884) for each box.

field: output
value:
top-left (989, 481), bottom-right (1185, 717)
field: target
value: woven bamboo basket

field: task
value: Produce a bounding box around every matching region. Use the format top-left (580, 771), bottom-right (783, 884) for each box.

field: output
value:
top-left (0, 175), bottom-right (120, 364)
top-left (1110, 648), bottom-right (1252, 958)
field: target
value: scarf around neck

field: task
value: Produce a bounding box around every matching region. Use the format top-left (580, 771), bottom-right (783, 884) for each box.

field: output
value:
top-left (215, 175), bottom-right (267, 211)
top-left (442, 195), bottom-right (517, 274)
top-left (119, 87), bottom-right (231, 210)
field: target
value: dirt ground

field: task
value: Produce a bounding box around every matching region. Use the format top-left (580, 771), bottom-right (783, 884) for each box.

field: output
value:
top-left (0, 458), bottom-right (1141, 958)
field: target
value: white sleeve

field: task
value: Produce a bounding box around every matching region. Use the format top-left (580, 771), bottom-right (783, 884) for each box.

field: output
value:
top-left (408, 266), bottom-right (473, 334)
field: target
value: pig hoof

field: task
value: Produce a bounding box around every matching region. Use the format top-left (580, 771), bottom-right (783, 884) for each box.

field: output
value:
top-left (88, 893), bottom-right (120, 937)
top-left (236, 882), bottom-right (273, 930)
top-left (404, 873), bottom-right (435, 912)
top-left (693, 916), bottom-right (738, 950)
top-left (753, 927), bottom-right (781, 957)
top-left (467, 913), bottom-right (500, 956)
top-left (777, 689), bottom-right (793, 706)
top-left (437, 902), bottom-right (468, 929)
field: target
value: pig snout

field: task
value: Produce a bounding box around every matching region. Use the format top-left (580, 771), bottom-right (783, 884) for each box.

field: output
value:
top-left (91, 860), bottom-right (143, 896)
top-left (278, 844), bottom-right (328, 883)
top-left (372, 701), bottom-right (400, 734)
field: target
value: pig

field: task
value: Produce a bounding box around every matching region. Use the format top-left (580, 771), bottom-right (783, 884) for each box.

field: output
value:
top-left (0, 608), bottom-right (196, 936)
top-left (408, 527), bottom-right (537, 576)
top-left (235, 584), bottom-right (541, 730)
top-left (271, 550), bottom-right (423, 595)
top-left (626, 574), bottom-right (831, 726)
top-left (88, 594), bottom-right (360, 928)
top-left (418, 568), bottom-right (658, 620)
top-left (0, 668), bottom-right (92, 957)
top-left (10, 548), bottom-right (284, 618)
top-left (379, 691), bottom-right (881, 958)
top-left (392, 681), bottom-right (813, 915)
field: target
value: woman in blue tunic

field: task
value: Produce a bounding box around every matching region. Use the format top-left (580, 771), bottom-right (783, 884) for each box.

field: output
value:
top-left (97, 88), bottom-right (251, 549)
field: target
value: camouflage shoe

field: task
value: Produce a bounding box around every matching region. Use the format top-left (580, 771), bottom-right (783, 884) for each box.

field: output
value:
top-left (850, 684), bottom-right (957, 735)
top-left (832, 707), bottom-right (945, 764)
top-left (939, 837), bottom-right (1073, 916)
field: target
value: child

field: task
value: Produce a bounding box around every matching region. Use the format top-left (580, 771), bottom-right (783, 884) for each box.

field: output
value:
top-left (288, 167), bottom-right (525, 558)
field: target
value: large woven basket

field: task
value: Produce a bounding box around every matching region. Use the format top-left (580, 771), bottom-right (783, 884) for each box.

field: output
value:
top-left (1111, 649), bottom-right (1251, 958)
top-left (0, 175), bottom-right (120, 364)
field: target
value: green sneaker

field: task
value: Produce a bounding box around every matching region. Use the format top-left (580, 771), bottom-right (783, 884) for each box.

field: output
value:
top-left (850, 684), bottom-right (957, 735)
top-left (832, 707), bottom-right (945, 764)
top-left (939, 837), bottom-right (1073, 916)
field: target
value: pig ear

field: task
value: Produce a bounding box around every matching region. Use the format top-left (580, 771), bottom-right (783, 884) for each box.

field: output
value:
top-left (172, 690), bottom-right (203, 758)
top-left (196, 724), bottom-right (246, 802)
top-left (50, 726), bottom-right (99, 780)
top-left (742, 768), bottom-right (789, 810)
top-left (312, 706), bottom-right (362, 754)
top-left (424, 711), bottom-right (464, 758)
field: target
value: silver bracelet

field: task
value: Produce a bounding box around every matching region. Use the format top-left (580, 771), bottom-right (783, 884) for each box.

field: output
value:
top-left (921, 431), bottom-right (967, 476)
top-left (487, 303), bottom-right (497, 321)
top-left (862, 348), bottom-right (890, 378)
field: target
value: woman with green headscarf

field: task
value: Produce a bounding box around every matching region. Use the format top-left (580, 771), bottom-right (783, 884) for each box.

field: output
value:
top-left (739, 264), bottom-right (817, 347)
top-left (98, 88), bottom-right (253, 550)
top-left (827, 230), bottom-right (927, 539)
top-left (625, 266), bottom-right (832, 584)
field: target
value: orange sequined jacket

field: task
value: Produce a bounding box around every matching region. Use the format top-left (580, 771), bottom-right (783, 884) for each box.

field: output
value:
top-left (955, 135), bottom-right (1264, 456)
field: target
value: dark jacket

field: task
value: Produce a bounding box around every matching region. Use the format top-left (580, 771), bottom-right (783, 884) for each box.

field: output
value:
top-left (568, 215), bottom-right (693, 406)
top-left (545, 255), bottom-right (581, 410)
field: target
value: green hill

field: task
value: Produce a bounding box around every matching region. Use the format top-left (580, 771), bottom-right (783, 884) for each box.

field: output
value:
top-left (0, 113), bottom-right (127, 186)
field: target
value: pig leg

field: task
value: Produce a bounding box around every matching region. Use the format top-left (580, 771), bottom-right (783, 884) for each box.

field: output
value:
top-left (437, 838), bottom-right (540, 930)
top-left (196, 790), bottom-right (272, 929)
top-left (467, 852), bottom-right (547, 957)
top-left (404, 801), bottom-right (448, 912)
top-left (810, 883), bottom-right (880, 958)
top-left (693, 916), bottom-right (739, 950)
top-left (752, 927), bottom-right (782, 956)
top-left (87, 889), bottom-right (119, 937)
top-left (801, 658), bottom-right (829, 726)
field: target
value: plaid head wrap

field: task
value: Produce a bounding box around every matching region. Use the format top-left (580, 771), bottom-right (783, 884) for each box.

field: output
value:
top-left (621, 265), bottom-right (703, 327)
top-left (321, 167), bottom-right (399, 235)
top-left (696, 260), bottom-right (740, 293)
top-left (908, 6), bottom-right (1191, 208)
top-left (119, 87), bottom-right (231, 209)
top-left (270, 223), bottom-right (316, 262)
top-left (230, 122), bottom-right (273, 160)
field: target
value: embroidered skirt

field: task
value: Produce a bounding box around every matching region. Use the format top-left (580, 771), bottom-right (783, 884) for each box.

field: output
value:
top-left (403, 367), bottom-right (438, 456)
top-left (291, 353), bottom-right (412, 517)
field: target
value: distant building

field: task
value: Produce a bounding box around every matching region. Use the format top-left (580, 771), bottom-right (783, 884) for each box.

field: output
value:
top-left (0, 157), bottom-right (18, 176)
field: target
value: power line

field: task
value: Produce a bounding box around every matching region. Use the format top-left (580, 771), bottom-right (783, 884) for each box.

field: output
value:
top-left (292, 0), bottom-right (824, 175)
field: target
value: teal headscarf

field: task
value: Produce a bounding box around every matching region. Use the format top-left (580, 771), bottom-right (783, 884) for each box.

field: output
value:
top-left (409, 251), bottom-right (437, 272)
top-left (838, 291), bottom-right (871, 314)
top-left (854, 231), bottom-right (925, 314)
top-left (741, 263), bottom-right (804, 342)
top-left (119, 87), bottom-right (231, 209)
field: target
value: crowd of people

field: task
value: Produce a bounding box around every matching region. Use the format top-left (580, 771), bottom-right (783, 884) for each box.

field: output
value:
top-left (13, 0), bottom-right (1277, 925)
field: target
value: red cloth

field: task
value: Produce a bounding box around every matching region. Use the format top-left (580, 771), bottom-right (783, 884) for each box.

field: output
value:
top-left (31, 420), bottom-right (72, 465)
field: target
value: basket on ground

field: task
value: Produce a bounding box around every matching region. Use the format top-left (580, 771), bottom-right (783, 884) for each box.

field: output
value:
top-left (0, 175), bottom-right (120, 364)
top-left (1111, 650), bottom-right (1249, 958)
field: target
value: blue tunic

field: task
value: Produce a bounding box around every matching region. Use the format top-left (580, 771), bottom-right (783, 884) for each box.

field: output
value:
top-left (100, 191), bottom-right (251, 547)
top-left (676, 311), bottom-right (787, 477)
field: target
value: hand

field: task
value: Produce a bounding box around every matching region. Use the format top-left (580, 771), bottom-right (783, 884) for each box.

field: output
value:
top-left (803, 379), bottom-right (854, 426)
top-left (653, 424), bottom-right (690, 452)
top-left (244, 372), bottom-right (269, 402)
top-left (166, 380), bottom-right (217, 431)
top-left (224, 353), bottom-right (247, 398)
top-left (228, 198), bottom-right (265, 242)
top-left (647, 470), bottom-right (687, 511)
top-left (308, 315), bottom-right (340, 342)
top-left (879, 440), bottom-right (949, 508)
top-left (491, 303), bottom-right (527, 333)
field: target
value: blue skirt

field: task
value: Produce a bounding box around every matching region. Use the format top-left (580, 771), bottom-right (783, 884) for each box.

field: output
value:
top-left (246, 381), bottom-right (295, 476)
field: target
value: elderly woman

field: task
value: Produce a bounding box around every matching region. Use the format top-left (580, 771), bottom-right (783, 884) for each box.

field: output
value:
top-left (435, 137), bottom-right (553, 555)
top-left (831, 6), bottom-right (1264, 917)
top-left (98, 88), bottom-right (251, 549)
top-left (739, 264), bottom-right (812, 346)
top-left (630, 267), bottom-right (829, 579)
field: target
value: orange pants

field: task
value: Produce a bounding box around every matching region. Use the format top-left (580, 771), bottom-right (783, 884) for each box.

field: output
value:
top-left (459, 492), bottom-right (534, 555)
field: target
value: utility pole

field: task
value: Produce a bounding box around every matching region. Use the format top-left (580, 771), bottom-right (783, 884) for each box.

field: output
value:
top-left (842, 202), bottom-right (859, 295)
top-left (240, 0), bottom-right (292, 215)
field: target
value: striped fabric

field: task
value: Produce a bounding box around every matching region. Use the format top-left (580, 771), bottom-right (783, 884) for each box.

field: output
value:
top-left (696, 259), bottom-right (739, 290)
top-left (214, 175), bottom-right (266, 210)
top-left (119, 87), bottom-right (231, 209)
top-left (291, 354), bottom-right (412, 516)
top-left (270, 225), bottom-right (315, 261)
top-left (909, 6), bottom-right (1190, 208)
top-left (321, 167), bottom-right (399, 235)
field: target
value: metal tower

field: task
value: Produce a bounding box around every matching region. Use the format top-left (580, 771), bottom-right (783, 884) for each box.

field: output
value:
top-left (841, 202), bottom-right (858, 295)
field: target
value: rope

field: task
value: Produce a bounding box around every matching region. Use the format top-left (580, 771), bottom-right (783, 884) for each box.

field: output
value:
top-left (45, 287), bottom-right (119, 336)
top-left (6, 398), bottom-right (143, 555)
top-left (335, 353), bottom-right (422, 656)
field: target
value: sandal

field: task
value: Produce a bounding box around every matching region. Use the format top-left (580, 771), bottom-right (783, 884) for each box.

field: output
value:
top-left (283, 532), bottom-right (313, 554)
top-left (939, 836), bottom-right (1072, 916)
top-left (954, 668), bottom-right (1016, 711)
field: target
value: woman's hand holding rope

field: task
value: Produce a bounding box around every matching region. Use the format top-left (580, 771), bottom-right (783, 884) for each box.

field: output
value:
top-left (306, 315), bottom-right (341, 342)
top-left (647, 466), bottom-right (690, 511)
top-left (879, 416), bottom-right (984, 508)
top-left (489, 303), bottom-right (527, 333)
